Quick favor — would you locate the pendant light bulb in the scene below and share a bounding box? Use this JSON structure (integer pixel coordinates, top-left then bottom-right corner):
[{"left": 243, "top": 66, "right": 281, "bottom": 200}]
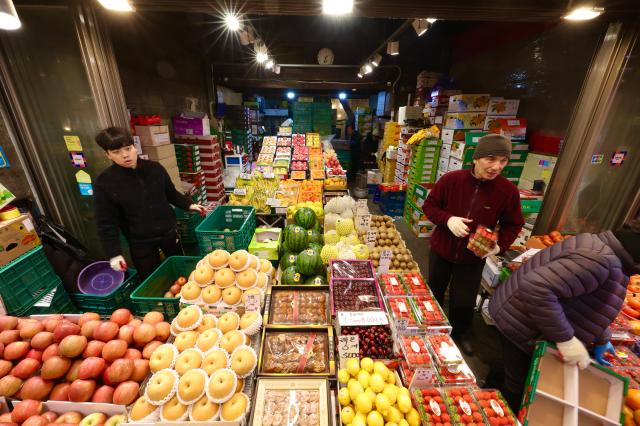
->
[
  {"left": 96, "top": 0, "right": 134, "bottom": 12},
  {"left": 0, "top": 0, "right": 20, "bottom": 30}
]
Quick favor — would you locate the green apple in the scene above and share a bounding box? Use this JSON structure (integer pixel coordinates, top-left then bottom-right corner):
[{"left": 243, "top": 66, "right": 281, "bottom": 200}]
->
[
  {"left": 80, "top": 413, "right": 107, "bottom": 426},
  {"left": 105, "top": 415, "right": 125, "bottom": 426}
]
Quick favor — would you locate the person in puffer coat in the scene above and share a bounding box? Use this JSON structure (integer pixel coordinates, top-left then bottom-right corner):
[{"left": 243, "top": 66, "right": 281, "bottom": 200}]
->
[{"left": 488, "top": 223, "right": 640, "bottom": 412}]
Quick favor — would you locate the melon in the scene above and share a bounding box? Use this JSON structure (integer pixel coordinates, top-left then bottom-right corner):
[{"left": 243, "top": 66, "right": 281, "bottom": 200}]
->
[
  {"left": 285, "top": 225, "right": 309, "bottom": 253},
  {"left": 307, "top": 229, "right": 324, "bottom": 246},
  {"left": 352, "top": 244, "right": 370, "bottom": 260},
  {"left": 294, "top": 207, "right": 317, "bottom": 230},
  {"left": 280, "top": 253, "right": 298, "bottom": 270},
  {"left": 324, "top": 230, "right": 340, "bottom": 245},
  {"left": 282, "top": 266, "right": 303, "bottom": 285},
  {"left": 320, "top": 245, "right": 339, "bottom": 264},
  {"left": 304, "top": 275, "right": 328, "bottom": 286},
  {"left": 296, "top": 248, "right": 323, "bottom": 276},
  {"left": 336, "top": 218, "right": 355, "bottom": 236}
]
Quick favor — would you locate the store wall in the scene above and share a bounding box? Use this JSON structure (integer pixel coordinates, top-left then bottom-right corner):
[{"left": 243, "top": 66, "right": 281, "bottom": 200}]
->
[
  {"left": 103, "top": 12, "right": 210, "bottom": 120},
  {"left": 448, "top": 21, "right": 606, "bottom": 140},
  {"left": 0, "top": 113, "right": 33, "bottom": 202}
]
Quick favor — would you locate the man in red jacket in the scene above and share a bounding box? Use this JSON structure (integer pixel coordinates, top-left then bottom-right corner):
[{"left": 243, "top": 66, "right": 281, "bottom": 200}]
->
[{"left": 423, "top": 134, "right": 524, "bottom": 354}]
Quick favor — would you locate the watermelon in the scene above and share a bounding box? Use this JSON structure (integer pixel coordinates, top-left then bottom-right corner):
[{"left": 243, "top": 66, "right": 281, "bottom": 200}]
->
[
  {"left": 279, "top": 239, "right": 289, "bottom": 257},
  {"left": 294, "top": 207, "right": 317, "bottom": 229},
  {"left": 308, "top": 242, "right": 323, "bottom": 253},
  {"left": 313, "top": 220, "right": 322, "bottom": 233},
  {"left": 283, "top": 224, "right": 298, "bottom": 241},
  {"left": 296, "top": 248, "right": 323, "bottom": 276},
  {"left": 305, "top": 274, "right": 328, "bottom": 285},
  {"left": 307, "top": 229, "right": 324, "bottom": 245},
  {"left": 282, "top": 266, "right": 303, "bottom": 285},
  {"left": 280, "top": 253, "right": 298, "bottom": 270},
  {"left": 285, "top": 225, "right": 309, "bottom": 253}
]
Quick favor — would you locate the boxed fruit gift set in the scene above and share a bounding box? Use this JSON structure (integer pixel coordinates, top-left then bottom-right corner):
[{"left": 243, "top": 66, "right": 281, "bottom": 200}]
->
[
  {"left": 335, "top": 310, "right": 395, "bottom": 362},
  {"left": 329, "top": 260, "right": 383, "bottom": 315},
  {"left": 264, "top": 285, "right": 331, "bottom": 326},
  {"left": 519, "top": 341, "right": 628, "bottom": 426}
]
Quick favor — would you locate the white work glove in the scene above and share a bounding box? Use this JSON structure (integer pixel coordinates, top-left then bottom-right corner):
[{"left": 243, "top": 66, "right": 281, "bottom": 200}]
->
[
  {"left": 109, "top": 255, "right": 127, "bottom": 272},
  {"left": 447, "top": 216, "right": 473, "bottom": 238},
  {"left": 557, "top": 337, "right": 591, "bottom": 369},
  {"left": 189, "top": 204, "right": 207, "bottom": 216},
  {"left": 482, "top": 244, "right": 501, "bottom": 259}
]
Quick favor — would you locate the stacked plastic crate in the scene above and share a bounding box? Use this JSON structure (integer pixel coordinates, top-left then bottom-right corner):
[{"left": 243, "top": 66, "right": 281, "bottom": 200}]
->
[
  {"left": 175, "top": 135, "right": 225, "bottom": 204},
  {"left": 312, "top": 102, "right": 333, "bottom": 135},
  {"left": 293, "top": 102, "right": 313, "bottom": 134}
]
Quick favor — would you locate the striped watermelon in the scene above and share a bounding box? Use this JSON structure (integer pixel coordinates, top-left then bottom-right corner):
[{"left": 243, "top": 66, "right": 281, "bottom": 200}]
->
[
  {"left": 280, "top": 253, "right": 298, "bottom": 270},
  {"left": 285, "top": 225, "right": 309, "bottom": 253},
  {"left": 307, "top": 229, "right": 324, "bottom": 246},
  {"left": 294, "top": 207, "right": 317, "bottom": 229},
  {"left": 282, "top": 266, "right": 303, "bottom": 285},
  {"left": 304, "top": 274, "right": 328, "bottom": 285},
  {"left": 296, "top": 248, "right": 323, "bottom": 276}
]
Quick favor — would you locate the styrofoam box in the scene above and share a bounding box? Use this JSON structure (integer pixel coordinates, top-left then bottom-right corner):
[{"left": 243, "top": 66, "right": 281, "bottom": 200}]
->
[
  {"left": 438, "top": 157, "right": 449, "bottom": 173},
  {"left": 440, "top": 143, "right": 451, "bottom": 160},
  {"left": 448, "top": 157, "right": 463, "bottom": 171}
]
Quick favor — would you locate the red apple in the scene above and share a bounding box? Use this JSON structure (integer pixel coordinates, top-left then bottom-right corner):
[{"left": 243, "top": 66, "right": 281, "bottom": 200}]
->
[
  {"left": 67, "top": 379, "right": 95, "bottom": 402},
  {"left": 11, "top": 358, "right": 40, "bottom": 380},
  {"left": 133, "top": 324, "right": 155, "bottom": 345},
  {"left": 53, "top": 322, "right": 80, "bottom": 343},
  {"left": 78, "top": 357, "right": 106, "bottom": 380},
  {"left": 49, "top": 383, "right": 70, "bottom": 401},
  {"left": 54, "top": 413, "right": 82, "bottom": 424},
  {"left": 143, "top": 311, "right": 164, "bottom": 325},
  {"left": 93, "top": 322, "right": 119, "bottom": 342},
  {"left": 41, "top": 413, "right": 57, "bottom": 424},
  {"left": 102, "top": 340, "right": 127, "bottom": 362},
  {"left": 82, "top": 340, "right": 105, "bottom": 358},
  {"left": 91, "top": 385, "right": 114, "bottom": 403},
  {"left": 110, "top": 309, "right": 132, "bottom": 326},
  {"left": 113, "top": 381, "right": 139, "bottom": 405},
  {"left": 155, "top": 322, "right": 171, "bottom": 342}
]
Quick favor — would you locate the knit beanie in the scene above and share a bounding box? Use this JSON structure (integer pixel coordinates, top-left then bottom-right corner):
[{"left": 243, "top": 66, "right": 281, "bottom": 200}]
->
[{"left": 473, "top": 134, "right": 512, "bottom": 160}]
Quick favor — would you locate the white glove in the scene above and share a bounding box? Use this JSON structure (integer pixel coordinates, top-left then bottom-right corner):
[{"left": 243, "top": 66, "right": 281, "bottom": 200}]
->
[
  {"left": 447, "top": 216, "right": 473, "bottom": 238},
  {"left": 557, "top": 337, "right": 591, "bottom": 369},
  {"left": 482, "top": 244, "right": 501, "bottom": 259},
  {"left": 189, "top": 204, "right": 207, "bottom": 215},
  {"left": 109, "top": 255, "right": 127, "bottom": 272}
]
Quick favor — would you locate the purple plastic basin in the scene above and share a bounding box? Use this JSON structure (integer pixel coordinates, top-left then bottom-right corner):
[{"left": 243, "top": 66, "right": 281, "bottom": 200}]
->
[{"left": 77, "top": 261, "right": 125, "bottom": 295}]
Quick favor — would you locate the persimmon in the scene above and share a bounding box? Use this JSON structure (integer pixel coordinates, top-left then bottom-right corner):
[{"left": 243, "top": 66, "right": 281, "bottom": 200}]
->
[
  {"left": 542, "top": 236, "right": 554, "bottom": 247},
  {"left": 631, "top": 275, "right": 640, "bottom": 286},
  {"left": 549, "top": 230, "right": 563, "bottom": 242},
  {"left": 623, "top": 306, "right": 640, "bottom": 319},
  {"left": 629, "top": 298, "right": 640, "bottom": 311},
  {"left": 627, "top": 389, "right": 640, "bottom": 411}
]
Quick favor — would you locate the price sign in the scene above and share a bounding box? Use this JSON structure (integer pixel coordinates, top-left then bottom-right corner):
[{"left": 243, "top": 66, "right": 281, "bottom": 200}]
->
[
  {"left": 378, "top": 249, "right": 392, "bottom": 273},
  {"left": 366, "top": 230, "right": 377, "bottom": 249},
  {"left": 356, "top": 214, "right": 371, "bottom": 231},
  {"left": 338, "top": 311, "right": 389, "bottom": 327},
  {"left": 239, "top": 173, "right": 252, "bottom": 180},
  {"left": 275, "top": 207, "right": 287, "bottom": 214},
  {"left": 266, "top": 198, "right": 281, "bottom": 207},
  {"left": 233, "top": 188, "right": 247, "bottom": 196},
  {"left": 396, "top": 318, "right": 408, "bottom": 331},
  {"left": 264, "top": 172, "right": 275, "bottom": 179},
  {"left": 411, "top": 368, "right": 437, "bottom": 389},
  {"left": 245, "top": 294, "right": 261, "bottom": 312},
  {"left": 338, "top": 335, "right": 359, "bottom": 368},
  {"left": 356, "top": 199, "right": 368, "bottom": 214}
]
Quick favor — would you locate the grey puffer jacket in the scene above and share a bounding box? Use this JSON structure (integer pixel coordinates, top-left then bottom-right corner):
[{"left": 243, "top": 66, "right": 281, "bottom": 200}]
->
[{"left": 489, "top": 231, "right": 636, "bottom": 354}]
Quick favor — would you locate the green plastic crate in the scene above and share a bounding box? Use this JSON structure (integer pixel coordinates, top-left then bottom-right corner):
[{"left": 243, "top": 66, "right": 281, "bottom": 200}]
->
[
  {"left": 130, "top": 256, "right": 199, "bottom": 320},
  {"left": 175, "top": 209, "right": 205, "bottom": 244},
  {"left": 195, "top": 206, "right": 256, "bottom": 255},
  {"left": 0, "top": 246, "right": 61, "bottom": 315},
  {"left": 70, "top": 269, "right": 139, "bottom": 316},
  {"left": 24, "top": 282, "right": 76, "bottom": 316}
]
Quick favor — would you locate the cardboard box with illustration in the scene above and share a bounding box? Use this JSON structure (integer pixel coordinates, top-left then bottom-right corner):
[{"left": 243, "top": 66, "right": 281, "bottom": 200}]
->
[{"left": 0, "top": 214, "right": 40, "bottom": 267}]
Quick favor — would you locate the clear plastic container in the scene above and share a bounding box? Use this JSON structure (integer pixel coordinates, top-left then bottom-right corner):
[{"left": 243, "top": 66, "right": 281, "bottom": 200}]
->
[
  {"left": 399, "top": 335, "right": 432, "bottom": 368},
  {"left": 378, "top": 273, "right": 407, "bottom": 296}
]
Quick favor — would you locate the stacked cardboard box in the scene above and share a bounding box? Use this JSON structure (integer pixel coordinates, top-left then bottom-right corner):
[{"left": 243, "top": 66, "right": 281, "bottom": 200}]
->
[
  {"left": 175, "top": 144, "right": 206, "bottom": 204},
  {"left": 379, "top": 122, "right": 400, "bottom": 170},
  {"left": 175, "top": 135, "right": 225, "bottom": 202},
  {"left": 136, "top": 125, "right": 181, "bottom": 189},
  {"left": 394, "top": 126, "right": 420, "bottom": 184}
]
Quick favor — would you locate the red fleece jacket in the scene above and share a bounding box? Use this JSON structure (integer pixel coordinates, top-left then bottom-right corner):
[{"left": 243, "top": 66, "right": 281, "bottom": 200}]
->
[{"left": 422, "top": 169, "right": 524, "bottom": 264}]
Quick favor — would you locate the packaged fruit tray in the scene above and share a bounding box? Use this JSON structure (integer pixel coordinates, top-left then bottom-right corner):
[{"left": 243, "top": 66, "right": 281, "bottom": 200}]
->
[
  {"left": 611, "top": 367, "right": 640, "bottom": 389},
  {"left": 293, "top": 146, "right": 308, "bottom": 154},
  {"left": 258, "top": 327, "right": 335, "bottom": 376},
  {"left": 310, "top": 170, "right": 325, "bottom": 180},
  {"left": 330, "top": 260, "right": 375, "bottom": 280},
  {"left": 436, "top": 362, "right": 476, "bottom": 386},
  {"left": 276, "top": 137, "right": 292, "bottom": 147},
  {"left": 444, "top": 387, "right": 485, "bottom": 425},
  {"left": 426, "top": 334, "right": 464, "bottom": 367},
  {"left": 290, "top": 170, "right": 307, "bottom": 180},
  {"left": 467, "top": 224, "right": 498, "bottom": 258},
  {"left": 267, "top": 286, "right": 330, "bottom": 326},
  {"left": 401, "top": 272, "right": 430, "bottom": 295},
  {"left": 473, "top": 389, "right": 518, "bottom": 425},
  {"left": 414, "top": 388, "right": 455, "bottom": 425},
  {"left": 386, "top": 296, "right": 419, "bottom": 329},
  {"left": 339, "top": 324, "right": 394, "bottom": 359},
  {"left": 399, "top": 335, "right": 432, "bottom": 368},
  {"left": 329, "top": 279, "right": 383, "bottom": 314},
  {"left": 290, "top": 161, "right": 308, "bottom": 171},
  {"left": 378, "top": 273, "right": 408, "bottom": 296},
  {"left": 606, "top": 345, "right": 640, "bottom": 367},
  {"left": 412, "top": 295, "right": 451, "bottom": 332}
]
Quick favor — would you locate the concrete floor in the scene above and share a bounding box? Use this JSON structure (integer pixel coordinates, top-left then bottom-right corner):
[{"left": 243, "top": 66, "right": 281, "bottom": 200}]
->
[{"left": 368, "top": 198, "right": 502, "bottom": 383}]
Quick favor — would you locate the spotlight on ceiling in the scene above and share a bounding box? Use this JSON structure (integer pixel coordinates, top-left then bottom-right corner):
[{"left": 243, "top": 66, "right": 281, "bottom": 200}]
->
[
  {"left": 363, "top": 63, "right": 373, "bottom": 74},
  {"left": 97, "top": 0, "right": 133, "bottom": 12},
  {"left": 0, "top": 0, "right": 21, "bottom": 30},
  {"left": 287, "top": 91, "right": 295, "bottom": 100},
  {"left": 371, "top": 53, "right": 383, "bottom": 67},
  {"left": 412, "top": 18, "right": 429, "bottom": 36},
  {"left": 563, "top": 5, "right": 604, "bottom": 20},
  {"left": 224, "top": 13, "right": 241, "bottom": 31},
  {"left": 387, "top": 41, "right": 399, "bottom": 55},
  {"left": 426, "top": 18, "right": 437, "bottom": 23},
  {"left": 265, "top": 59, "right": 274, "bottom": 69},
  {"left": 256, "top": 52, "right": 269, "bottom": 63},
  {"left": 338, "top": 92, "right": 347, "bottom": 100},
  {"left": 322, "top": 0, "right": 353, "bottom": 15},
  {"left": 357, "top": 71, "right": 363, "bottom": 79}
]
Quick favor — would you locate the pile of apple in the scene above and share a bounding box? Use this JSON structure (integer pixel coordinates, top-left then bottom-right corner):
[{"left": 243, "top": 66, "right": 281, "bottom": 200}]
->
[
  {"left": 337, "top": 357, "right": 420, "bottom": 426},
  {"left": 1, "top": 399, "right": 125, "bottom": 426},
  {"left": 0, "top": 309, "right": 171, "bottom": 405},
  {"left": 162, "top": 277, "right": 186, "bottom": 299}
]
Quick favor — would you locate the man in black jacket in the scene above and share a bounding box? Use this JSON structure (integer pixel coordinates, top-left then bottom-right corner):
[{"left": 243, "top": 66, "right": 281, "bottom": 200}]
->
[{"left": 94, "top": 127, "right": 205, "bottom": 279}]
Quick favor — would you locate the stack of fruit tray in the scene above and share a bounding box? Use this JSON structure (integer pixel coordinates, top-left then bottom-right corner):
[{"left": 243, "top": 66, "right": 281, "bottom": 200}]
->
[
  {"left": 399, "top": 335, "right": 432, "bottom": 369},
  {"left": 378, "top": 274, "right": 409, "bottom": 296},
  {"left": 385, "top": 296, "right": 420, "bottom": 333},
  {"left": 413, "top": 388, "right": 456, "bottom": 425},
  {"left": 329, "top": 260, "right": 382, "bottom": 315},
  {"left": 292, "top": 133, "right": 306, "bottom": 146},
  {"left": 276, "top": 137, "right": 292, "bottom": 147},
  {"left": 426, "top": 335, "right": 476, "bottom": 386},
  {"left": 445, "top": 387, "right": 518, "bottom": 425}
]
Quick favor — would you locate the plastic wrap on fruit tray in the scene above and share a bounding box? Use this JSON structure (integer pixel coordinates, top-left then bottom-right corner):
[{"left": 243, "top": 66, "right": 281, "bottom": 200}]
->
[
  {"left": 262, "top": 389, "right": 321, "bottom": 425},
  {"left": 401, "top": 272, "right": 430, "bottom": 295},
  {"left": 378, "top": 273, "right": 407, "bottom": 296},
  {"left": 330, "top": 260, "right": 375, "bottom": 280},
  {"left": 411, "top": 295, "right": 451, "bottom": 332},
  {"left": 276, "top": 137, "right": 292, "bottom": 146},
  {"left": 413, "top": 388, "right": 454, "bottom": 425},
  {"left": 340, "top": 324, "right": 394, "bottom": 359},
  {"left": 261, "top": 331, "right": 329, "bottom": 374},
  {"left": 467, "top": 224, "right": 498, "bottom": 258},
  {"left": 605, "top": 345, "right": 640, "bottom": 367},
  {"left": 399, "top": 360, "right": 414, "bottom": 387},
  {"left": 444, "top": 387, "right": 485, "bottom": 424},
  {"left": 437, "top": 362, "right": 476, "bottom": 386},
  {"left": 611, "top": 367, "right": 640, "bottom": 389},
  {"left": 331, "top": 279, "right": 381, "bottom": 312},
  {"left": 386, "top": 296, "right": 419, "bottom": 329},
  {"left": 472, "top": 389, "right": 518, "bottom": 425},
  {"left": 269, "top": 290, "right": 329, "bottom": 325},
  {"left": 426, "top": 334, "right": 464, "bottom": 367},
  {"left": 399, "top": 335, "right": 432, "bottom": 368}
]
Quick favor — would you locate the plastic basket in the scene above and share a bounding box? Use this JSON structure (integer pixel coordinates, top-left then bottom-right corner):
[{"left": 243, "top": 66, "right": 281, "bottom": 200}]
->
[
  {"left": 24, "top": 281, "right": 76, "bottom": 316},
  {"left": 130, "top": 256, "right": 199, "bottom": 320},
  {"left": 195, "top": 206, "right": 256, "bottom": 255},
  {"left": 70, "top": 269, "right": 139, "bottom": 316},
  {"left": 0, "top": 246, "right": 61, "bottom": 315},
  {"left": 175, "top": 208, "right": 204, "bottom": 244}
]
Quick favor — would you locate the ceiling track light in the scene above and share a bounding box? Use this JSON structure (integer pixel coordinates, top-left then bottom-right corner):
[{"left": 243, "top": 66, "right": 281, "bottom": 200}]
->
[
  {"left": 426, "top": 18, "right": 437, "bottom": 23},
  {"left": 364, "top": 63, "right": 373, "bottom": 74},
  {"left": 412, "top": 18, "right": 429, "bottom": 36},
  {"left": 322, "top": 0, "right": 353, "bottom": 15},
  {"left": 563, "top": 5, "right": 604, "bottom": 20},
  {"left": 0, "top": 0, "right": 20, "bottom": 30},
  {"left": 371, "top": 53, "right": 382, "bottom": 67},
  {"left": 97, "top": 0, "right": 134, "bottom": 12},
  {"left": 224, "top": 13, "right": 240, "bottom": 31},
  {"left": 265, "top": 59, "right": 274, "bottom": 69},
  {"left": 387, "top": 41, "right": 399, "bottom": 55},
  {"left": 357, "top": 72, "right": 363, "bottom": 78}
]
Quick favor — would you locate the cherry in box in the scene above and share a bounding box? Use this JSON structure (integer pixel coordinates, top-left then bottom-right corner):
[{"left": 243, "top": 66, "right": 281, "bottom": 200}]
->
[
  {"left": 331, "top": 279, "right": 382, "bottom": 313},
  {"left": 340, "top": 325, "right": 394, "bottom": 360},
  {"left": 330, "top": 260, "right": 376, "bottom": 280},
  {"left": 473, "top": 389, "right": 518, "bottom": 425}
]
